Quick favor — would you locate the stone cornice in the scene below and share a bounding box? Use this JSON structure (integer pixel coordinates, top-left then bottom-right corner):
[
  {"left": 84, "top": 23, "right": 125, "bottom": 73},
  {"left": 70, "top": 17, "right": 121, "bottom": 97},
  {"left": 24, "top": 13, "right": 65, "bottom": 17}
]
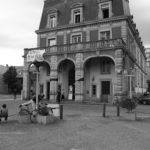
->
[
  {"left": 35, "top": 16, "right": 128, "bottom": 34},
  {"left": 127, "top": 16, "right": 146, "bottom": 58}
]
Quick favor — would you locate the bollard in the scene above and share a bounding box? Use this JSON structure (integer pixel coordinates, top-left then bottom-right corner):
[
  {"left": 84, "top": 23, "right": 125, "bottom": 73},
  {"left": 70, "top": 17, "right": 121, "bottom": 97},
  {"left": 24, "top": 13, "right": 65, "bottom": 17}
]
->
[
  {"left": 60, "top": 104, "right": 63, "bottom": 120},
  {"left": 102, "top": 103, "right": 106, "bottom": 117},
  {"left": 117, "top": 104, "right": 120, "bottom": 117}
]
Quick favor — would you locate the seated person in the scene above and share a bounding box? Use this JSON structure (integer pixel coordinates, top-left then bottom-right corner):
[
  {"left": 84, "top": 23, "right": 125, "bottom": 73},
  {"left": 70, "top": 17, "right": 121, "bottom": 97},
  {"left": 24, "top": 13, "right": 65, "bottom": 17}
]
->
[
  {"left": 19, "top": 96, "right": 36, "bottom": 113},
  {"left": 0, "top": 104, "right": 8, "bottom": 123}
]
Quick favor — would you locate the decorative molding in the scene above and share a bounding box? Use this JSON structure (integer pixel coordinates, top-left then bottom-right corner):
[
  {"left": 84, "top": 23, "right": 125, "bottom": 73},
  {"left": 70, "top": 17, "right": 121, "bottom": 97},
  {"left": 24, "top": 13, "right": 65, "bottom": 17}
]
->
[
  {"left": 71, "top": 3, "right": 84, "bottom": 9},
  {"left": 47, "top": 8, "right": 58, "bottom": 14},
  {"left": 97, "top": 0, "right": 111, "bottom": 3}
]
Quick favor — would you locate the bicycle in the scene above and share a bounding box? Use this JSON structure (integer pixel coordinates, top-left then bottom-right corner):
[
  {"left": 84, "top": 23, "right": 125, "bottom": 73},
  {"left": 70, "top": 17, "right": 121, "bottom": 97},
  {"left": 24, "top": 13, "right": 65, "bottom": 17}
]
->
[{"left": 18, "top": 104, "right": 55, "bottom": 123}]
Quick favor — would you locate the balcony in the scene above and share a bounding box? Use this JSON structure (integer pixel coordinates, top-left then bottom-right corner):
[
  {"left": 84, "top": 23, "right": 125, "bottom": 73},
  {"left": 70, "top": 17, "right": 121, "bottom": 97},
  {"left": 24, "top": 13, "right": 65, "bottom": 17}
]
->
[
  {"left": 25, "top": 38, "right": 126, "bottom": 55},
  {"left": 46, "top": 38, "right": 126, "bottom": 55}
]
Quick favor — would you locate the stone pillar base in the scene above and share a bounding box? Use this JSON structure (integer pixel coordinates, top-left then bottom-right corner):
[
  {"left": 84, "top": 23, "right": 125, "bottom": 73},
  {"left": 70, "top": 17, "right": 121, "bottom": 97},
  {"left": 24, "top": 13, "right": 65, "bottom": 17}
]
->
[
  {"left": 75, "top": 94, "right": 83, "bottom": 102},
  {"left": 50, "top": 94, "right": 57, "bottom": 102}
]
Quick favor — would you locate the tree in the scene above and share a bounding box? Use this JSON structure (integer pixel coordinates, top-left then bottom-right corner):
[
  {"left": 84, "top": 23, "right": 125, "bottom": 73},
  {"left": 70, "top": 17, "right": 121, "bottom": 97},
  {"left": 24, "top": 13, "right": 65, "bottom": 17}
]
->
[{"left": 3, "top": 66, "right": 17, "bottom": 94}]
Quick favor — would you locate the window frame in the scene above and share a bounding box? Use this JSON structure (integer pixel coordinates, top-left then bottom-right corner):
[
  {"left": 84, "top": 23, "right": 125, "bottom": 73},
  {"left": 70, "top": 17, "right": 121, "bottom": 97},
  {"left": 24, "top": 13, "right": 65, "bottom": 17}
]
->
[
  {"left": 99, "top": 29, "right": 112, "bottom": 40},
  {"left": 92, "top": 84, "right": 97, "bottom": 97},
  {"left": 71, "top": 33, "right": 82, "bottom": 44},
  {"left": 47, "top": 38, "right": 56, "bottom": 47},
  {"left": 74, "top": 9, "right": 81, "bottom": 23},
  {"left": 70, "top": 3, "right": 83, "bottom": 24},
  {"left": 98, "top": 1, "right": 112, "bottom": 19},
  {"left": 101, "top": 60, "right": 112, "bottom": 74},
  {"left": 47, "top": 13, "right": 57, "bottom": 28}
]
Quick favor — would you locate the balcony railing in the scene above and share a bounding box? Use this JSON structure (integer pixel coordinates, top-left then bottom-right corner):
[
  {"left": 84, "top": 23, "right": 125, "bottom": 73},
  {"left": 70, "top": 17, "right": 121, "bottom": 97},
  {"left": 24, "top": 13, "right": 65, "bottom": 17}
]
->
[
  {"left": 45, "top": 38, "right": 126, "bottom": 54},
  {"left": 25, "top": 38, "right": 126, "bottom": 55}
]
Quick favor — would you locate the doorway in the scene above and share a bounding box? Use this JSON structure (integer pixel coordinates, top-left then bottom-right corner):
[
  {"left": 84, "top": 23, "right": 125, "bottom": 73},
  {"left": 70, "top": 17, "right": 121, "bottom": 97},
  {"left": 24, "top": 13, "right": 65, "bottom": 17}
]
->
[
  {"left": 101, "top": 81, "right": 111, "bottom": 102},
  {"left": 46, "top": 82, "right": 50, "bottom": 100}
]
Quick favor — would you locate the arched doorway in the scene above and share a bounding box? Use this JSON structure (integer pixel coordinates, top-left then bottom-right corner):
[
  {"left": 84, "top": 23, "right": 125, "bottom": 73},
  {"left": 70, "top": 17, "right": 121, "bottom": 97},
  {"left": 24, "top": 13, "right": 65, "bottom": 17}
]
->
[
  {"left": 28, "top": 61, "right": 51, "bottom": 100},
  {"left": 84, "top": 56, "right": 115, "bottom": 103},
  {"left": 58, "top": 59, "right": 75, "bottom": 101}
]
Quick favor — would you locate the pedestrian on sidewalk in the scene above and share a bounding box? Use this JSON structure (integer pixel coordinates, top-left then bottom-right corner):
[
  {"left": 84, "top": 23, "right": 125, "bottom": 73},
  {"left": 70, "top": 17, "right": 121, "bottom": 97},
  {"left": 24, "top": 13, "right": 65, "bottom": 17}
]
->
[{"left": 0, "top": 104, "right": 8, "bottom": 123}]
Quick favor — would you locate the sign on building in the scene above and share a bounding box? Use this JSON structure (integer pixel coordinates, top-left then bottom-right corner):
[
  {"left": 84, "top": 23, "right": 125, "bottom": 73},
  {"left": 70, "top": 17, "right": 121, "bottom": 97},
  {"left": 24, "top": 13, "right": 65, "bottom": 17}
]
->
[{"left": 27, "top": 49, "right": 45, "bottom": 62}]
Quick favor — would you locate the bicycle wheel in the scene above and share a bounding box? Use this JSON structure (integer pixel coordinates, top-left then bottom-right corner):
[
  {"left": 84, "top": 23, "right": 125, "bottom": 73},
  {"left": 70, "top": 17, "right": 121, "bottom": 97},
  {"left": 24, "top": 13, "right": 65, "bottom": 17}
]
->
[
  {"left": 18, "top": 108, "right": 31, "bottom": 123},
  {"left": 18, "top": 108, "right": 30, "bottom": 116},
  {"left": 30, "top": 110, "right": 37, "bottom": 123}
]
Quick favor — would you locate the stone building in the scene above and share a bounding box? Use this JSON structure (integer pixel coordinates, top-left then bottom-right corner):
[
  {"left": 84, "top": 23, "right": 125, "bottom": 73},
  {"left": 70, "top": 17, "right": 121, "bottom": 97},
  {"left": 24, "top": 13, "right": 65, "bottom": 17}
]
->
[
  {"left": 145, "top": 48, "right": 150, "bottom": 92},
  {"left": 23, "top": 0, "right": 146, "bottom": 102}
]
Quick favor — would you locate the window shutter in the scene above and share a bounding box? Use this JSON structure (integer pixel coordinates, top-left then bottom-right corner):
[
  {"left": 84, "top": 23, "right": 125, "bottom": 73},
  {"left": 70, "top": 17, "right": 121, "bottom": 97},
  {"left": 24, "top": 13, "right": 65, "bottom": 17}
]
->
[
  {"left": 82, "top": 32, "right": 86, "bottom": 42},
  {"left": 90, "top": 30, "right": 98, "bottom": 41},
  {"left": 66, "top": 34, "right": 70, "bottom": 44},
  {"left": 112, "top": 27, "right": 121, "bottom": 39},
  {"left": 40, "top": 38, "right": 46, "bottom": 47},
  {"left": 57, "top": 35, "right": 64, "bottom": 45}
]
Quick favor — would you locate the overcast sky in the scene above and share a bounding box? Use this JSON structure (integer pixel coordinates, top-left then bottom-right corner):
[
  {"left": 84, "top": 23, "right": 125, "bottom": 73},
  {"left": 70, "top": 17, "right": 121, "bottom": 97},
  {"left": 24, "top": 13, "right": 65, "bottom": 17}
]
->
[{"left": 0, "top": 0, "right": 150, "bottom": 66}]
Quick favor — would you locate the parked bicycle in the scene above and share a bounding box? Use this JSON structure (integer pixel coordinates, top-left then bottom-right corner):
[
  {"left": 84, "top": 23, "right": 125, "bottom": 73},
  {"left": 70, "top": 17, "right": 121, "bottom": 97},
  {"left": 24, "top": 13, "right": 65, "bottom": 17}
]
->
[{"left": 18, "top": 103, "right": 55, "bottom": 123}]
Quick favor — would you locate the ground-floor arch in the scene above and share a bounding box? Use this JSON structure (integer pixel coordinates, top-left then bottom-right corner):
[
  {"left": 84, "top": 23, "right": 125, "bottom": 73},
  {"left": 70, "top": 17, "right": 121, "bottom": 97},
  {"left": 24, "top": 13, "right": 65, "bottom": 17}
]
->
[
  {"left": 83, "top": 56, "right": 116, "bottom": 103},
  {"left": 28, "top": 61, "right": 51, "bottom": 99},
  {"left": 58, "top": 59, "right": 75, "bottom": 101}
]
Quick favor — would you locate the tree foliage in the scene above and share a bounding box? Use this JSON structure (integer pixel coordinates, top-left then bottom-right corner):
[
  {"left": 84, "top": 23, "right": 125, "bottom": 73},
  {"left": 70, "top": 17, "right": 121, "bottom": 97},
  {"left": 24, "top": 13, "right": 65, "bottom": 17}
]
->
[{"left": 3, "top": 66, "right": 17, "bottom": 93}]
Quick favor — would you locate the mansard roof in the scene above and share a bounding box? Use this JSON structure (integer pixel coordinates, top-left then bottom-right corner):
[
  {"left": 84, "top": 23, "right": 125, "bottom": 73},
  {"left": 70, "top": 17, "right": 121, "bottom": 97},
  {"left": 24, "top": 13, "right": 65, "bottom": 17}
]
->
[{"left": 39, "top": 0, "right": 124, "bottom": 30}]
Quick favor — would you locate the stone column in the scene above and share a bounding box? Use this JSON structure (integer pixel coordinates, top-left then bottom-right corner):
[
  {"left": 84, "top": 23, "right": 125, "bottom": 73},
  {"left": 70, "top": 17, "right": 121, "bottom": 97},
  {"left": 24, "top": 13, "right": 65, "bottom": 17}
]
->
[
  {"left": 50, "top": 70, "right": 58, "bottom": 102},
  {"left": 75, "top": 68, "right": 84, "bottom": 101},
  {"left": 115, "top": 49, "right": 124, "bottom": 100},
  {"left": 50, "top": 56, "right": 58, "bottom": 102},
  {"left": 75, "top": 53, "right": 84, "bottom": 102},
  {"left": 23, "top": 68, "right": 30, "bottom": 100}
]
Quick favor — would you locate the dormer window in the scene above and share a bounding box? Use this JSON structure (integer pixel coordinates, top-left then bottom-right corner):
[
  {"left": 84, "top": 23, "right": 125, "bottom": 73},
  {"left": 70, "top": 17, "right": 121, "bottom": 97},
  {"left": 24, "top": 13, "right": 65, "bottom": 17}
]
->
[
  {"left": 98, "top": 0, "right": 112, "bottom": 19},
  {"left": 47, "top": 9, "right": 58, "bottom": 28},
  {"left": 49, "top": 15, "right": 56, "bottom": 28},
  {"left": 74, "top": 9, "right": 81, "bottom": 23},
  {"left": 101, "top": 4, "right": 109, "bottom": 18},
  {"left": 70, "top": 3, "right": 83, "bottom": 24}
]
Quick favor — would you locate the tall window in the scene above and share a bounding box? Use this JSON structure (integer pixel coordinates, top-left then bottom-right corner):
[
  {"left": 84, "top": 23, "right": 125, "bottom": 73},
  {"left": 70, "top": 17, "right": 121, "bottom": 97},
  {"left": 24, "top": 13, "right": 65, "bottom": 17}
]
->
[
  {"left": 50, "top": 15, "right": 56, "bottom": 28},
  {"left": 72, "top": 34, "right": 82, "bottom": 43},
  {"left": 98, "top": 1, "right": 112, "bottom": 19},
  {"left": 70, "top": 3, "right": 83, "bottom": 24},
  {"left": 100, "top": 31, "right": 110, "bottom": 40},
  {"left": 47, "top": 14, "right": 57, "bottom": 28},
  {"left": 74, "top": 9, "right": 81, "bottom": 23},
  {"left": 101, "top": 60, "right": 111, "bottom": 74},
  {"left": 101, "top": 4, "right": 109, "bottom": 19},
  {"left": 92, "top": 85, "right": 97, "bottom": 96},
  {"left": 48, "top": 38, "right": 56, "bottom": 46}
]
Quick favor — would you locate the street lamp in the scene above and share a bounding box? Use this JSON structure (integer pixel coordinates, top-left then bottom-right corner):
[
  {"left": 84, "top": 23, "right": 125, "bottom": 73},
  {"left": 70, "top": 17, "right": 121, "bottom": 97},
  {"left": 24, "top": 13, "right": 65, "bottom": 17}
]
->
[{"left": 123, "top": 69, "right": 135, "bottom": 99}]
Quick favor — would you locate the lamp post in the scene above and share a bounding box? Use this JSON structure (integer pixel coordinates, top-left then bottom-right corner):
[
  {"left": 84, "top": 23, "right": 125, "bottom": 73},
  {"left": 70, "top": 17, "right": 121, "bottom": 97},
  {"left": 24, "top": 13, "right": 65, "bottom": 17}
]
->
[
  {"left": 35, "top": 66, "right": 40, "bottom": 109},
  {"left": 123, "top": 69, "right": 135, "bottom": 99},
  {"left": 125, "top": 74, "right": 134, "bottom": 98}
]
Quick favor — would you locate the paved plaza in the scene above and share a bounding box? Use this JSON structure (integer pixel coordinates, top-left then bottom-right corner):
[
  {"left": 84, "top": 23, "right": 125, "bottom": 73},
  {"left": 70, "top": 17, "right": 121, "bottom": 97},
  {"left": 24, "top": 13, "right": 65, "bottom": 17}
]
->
[{"left": 0, "top": 98, "right": 150, "bottom": 150}]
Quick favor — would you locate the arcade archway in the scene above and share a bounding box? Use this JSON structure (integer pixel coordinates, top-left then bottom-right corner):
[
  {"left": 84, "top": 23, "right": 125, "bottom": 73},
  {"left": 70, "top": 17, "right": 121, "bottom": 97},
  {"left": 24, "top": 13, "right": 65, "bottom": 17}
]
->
[
  {"left": 83, "top": 56, "right": 115, "bottom": 102},
  {"left": 28, "top": 61, "right": 51, "bottom": 99},
  {"left": 57, "top": 59, "right": 75, "bottom": 100}
]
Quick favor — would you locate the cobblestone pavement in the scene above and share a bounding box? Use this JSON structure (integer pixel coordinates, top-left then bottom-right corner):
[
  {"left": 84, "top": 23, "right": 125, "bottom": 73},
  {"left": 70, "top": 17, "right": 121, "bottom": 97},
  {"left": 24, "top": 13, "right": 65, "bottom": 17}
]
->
[{"left": 0, "top": 100, "right": 150, "bottom": 150}]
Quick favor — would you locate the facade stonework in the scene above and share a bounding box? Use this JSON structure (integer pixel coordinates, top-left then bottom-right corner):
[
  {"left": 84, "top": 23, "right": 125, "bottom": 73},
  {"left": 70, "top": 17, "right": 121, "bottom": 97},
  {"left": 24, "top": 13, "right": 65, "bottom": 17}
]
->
[{"left": 23, "top": 0, "right": 146, "bottom": 103}]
